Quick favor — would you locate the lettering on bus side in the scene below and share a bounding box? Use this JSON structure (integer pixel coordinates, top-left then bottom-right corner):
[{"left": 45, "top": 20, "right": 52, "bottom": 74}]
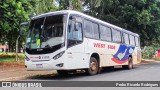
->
[
  {"left": 108, "top": 45, "right": 115, "bottom": 49},
  {"left": 94, "top": 43, "right": 106, "bottom": 48}
]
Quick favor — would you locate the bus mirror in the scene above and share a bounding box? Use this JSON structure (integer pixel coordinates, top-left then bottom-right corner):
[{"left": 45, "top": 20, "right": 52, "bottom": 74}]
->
[
  {"left": 20, "top": 22, "right": 28, "bottom": 35},
  {"left": 20, "top": 22, "right": 29, "bottom": 26}
]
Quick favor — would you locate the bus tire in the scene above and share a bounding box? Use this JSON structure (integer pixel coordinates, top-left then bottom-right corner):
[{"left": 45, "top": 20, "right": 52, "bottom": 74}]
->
[
  {"left": 86, "top": 57, "right": 99, "bottom": 75},
  {"left": 123, "top": 57, "right": 133, "bottom": 69},
  {"left": 57, "top": 70, "right": 68, "bottom": 75}
]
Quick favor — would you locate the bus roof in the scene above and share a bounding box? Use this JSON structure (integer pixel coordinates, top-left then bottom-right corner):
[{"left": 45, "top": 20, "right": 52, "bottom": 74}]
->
[{"left": 32, "top": 10, "right": 139, "bottom": 37}]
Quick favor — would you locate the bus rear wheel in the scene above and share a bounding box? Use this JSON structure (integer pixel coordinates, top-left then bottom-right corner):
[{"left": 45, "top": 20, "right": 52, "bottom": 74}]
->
[
  {"left": 86, "top": 57, "right": 99, "bottom": 75},
  {"left": 123, "top": 57, "right": 133, "bottom": 69}
]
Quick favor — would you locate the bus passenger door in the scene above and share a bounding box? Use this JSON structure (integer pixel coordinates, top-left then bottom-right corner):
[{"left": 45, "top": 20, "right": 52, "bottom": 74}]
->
[{"left": 66, "top": 16, "right": 86, "bottom": 69}]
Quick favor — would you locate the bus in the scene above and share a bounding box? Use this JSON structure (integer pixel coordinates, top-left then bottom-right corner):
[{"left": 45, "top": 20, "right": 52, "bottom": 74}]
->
[{"left": 24, "top": 10, "right": 141, "bottom": 75}]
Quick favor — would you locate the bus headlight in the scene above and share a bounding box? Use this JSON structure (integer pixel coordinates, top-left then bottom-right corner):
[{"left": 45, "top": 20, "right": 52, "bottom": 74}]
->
[
  {"left": 25, "top": 55, "right": 30, "bottom": 61},
  {"left": 53, "top": 51, "right": 65, "bottom": 60}
]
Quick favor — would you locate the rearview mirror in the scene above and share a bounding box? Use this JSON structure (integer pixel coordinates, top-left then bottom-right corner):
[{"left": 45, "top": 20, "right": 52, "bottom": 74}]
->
[
  {"left": 20, "top": 22, "right": 29, "bottom": 26},
  {"left": 20, "top": 22, "right": 29, "bottom": 35}
]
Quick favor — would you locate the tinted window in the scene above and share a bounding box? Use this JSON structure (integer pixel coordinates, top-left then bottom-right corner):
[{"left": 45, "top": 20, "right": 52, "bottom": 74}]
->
[
  {"left": 100, "top": 25, "right": 112, "bottom": 41},
  {"left": 123, "top": 33, "right": 130, "bottom": 44},
  {"left": 129, "top": 35, "right": 135, "bottom": 46},
  {"left": 135, "top": 36, "right": 139, "bottom": 46},
  {"left": 112, "top": 29, "right": 121, "bottom": 43},
  {"left": 92, "top": 23, "right": 99, "bottom": 39},
  {"left": 84, "top": 20, "right": 92, "bottom": 38}
]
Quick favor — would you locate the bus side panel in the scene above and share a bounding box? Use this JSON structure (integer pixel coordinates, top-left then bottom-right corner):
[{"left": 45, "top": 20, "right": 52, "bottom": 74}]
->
[
  {"left": 84, "top": 38, "right": 140, "bottom": 67},
  {"left": 84, "top": 38, "right": 127, "bottom": 67},
  {"left": 65, "top": 42, "right": 89, "bottom": 69}
]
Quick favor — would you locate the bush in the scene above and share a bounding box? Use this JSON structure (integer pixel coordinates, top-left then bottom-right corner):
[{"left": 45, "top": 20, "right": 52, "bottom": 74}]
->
[
  {"left": 142, "top": 46, "right": 155, "bottom": 59},
  {"left": 152, "top": 58, "right": 160, "bottom": 61},
  {"left": 18, "top": 54, "right": 25, "bottom": 59},
  {"left": 0, "top": 53, "right": 25, "bottom": 59},
  {"left": 0, "top": 54, "right": 16, "bottom": 58}
]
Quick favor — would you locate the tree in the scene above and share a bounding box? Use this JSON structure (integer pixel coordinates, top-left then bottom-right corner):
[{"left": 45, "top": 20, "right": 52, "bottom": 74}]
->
[
  {"left": 58, "top": 0, "right": 83, "bottom": 11},
  {"left": 33, "top": 0, "right": 58, "bottom": 15},
  {"left": 0, "top": 0, "right": 36, "bottom": 52},
  {"left": 83, "top": 0, "right": 160, "bottom": 46}
]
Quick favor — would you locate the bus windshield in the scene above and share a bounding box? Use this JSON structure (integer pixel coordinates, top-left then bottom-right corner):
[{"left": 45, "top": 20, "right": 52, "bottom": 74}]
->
[{"left": 26, "top": 14, "right": 67, "bottom": 49}]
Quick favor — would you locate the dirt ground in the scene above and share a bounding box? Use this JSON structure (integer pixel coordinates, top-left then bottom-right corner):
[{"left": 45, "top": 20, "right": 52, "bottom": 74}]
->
[
  {"left": 0, "top": 62, "right": 55, "bottom": 81},
  {"left": 0, "top": 62, "right": 24, "bottom": 71}
]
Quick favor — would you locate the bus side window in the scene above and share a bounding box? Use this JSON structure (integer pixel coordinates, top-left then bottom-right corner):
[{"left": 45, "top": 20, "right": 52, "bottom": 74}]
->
[
  {"left": 112, "top": 29, "right": 121, "bottom": 43},
  {"left": 123, "top": 33, "right": 130, "bottom": 45},
  {"left": 135, "top": 36, "right": 139, "bottom": 46},
  {"left": 100, "top": 25, "right": 112, "bottom": 41},
  {"left": 121, "top": 33, "right": 125, "bottom": 44},
  {"left": 92, "top": 23, "right": 99, "bottom": 39},
  {"left": 67, "top": 16, "right": 83, "bottom": 48},
  {"left": 84, "top": 20, "right": 92, "bottom": 38},
  {"left": 129, "top": 35, "right": 135, "bottom": 46},
  {"left": 75, "top": 22, "right": 83, "bottom": 41}
]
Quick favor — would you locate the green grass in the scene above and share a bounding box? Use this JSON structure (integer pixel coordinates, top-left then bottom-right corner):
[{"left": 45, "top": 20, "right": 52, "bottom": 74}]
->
[
  {"left": 0, "top": 57, "right": 15, "bottom": 62},
  {"left": 0, "top": 52, "right": 15, "bottom": 55},
  {"left": 151, "top": 58, "right": 160, "bottom": 61},
  {"left": 18, "top": 54, "right": 25, "bottom": 58},
  {"left": 0, "top": 52, "right": 25, "bottom": 63}
]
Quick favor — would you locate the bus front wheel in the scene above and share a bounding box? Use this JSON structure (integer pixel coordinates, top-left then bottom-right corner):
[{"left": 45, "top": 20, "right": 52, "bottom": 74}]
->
[{"left": 86, "top": 57, "right": 99, "bottom": 75}]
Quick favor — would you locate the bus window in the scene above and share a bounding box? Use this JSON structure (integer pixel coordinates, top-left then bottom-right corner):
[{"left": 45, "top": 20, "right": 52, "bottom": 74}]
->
[
  {"left": 112, "top": 29, "right": 121, "bottom": 43},
  {"left": 135, "top": 36, "right": 139, "bottom": 46},
  {"left": 100, "top": 25, "right": 112, "bottom": 41},
  {"left": 123, "top": 33, "right": 130, "bottom": 45},
  {"left": 74, "top": 22, "right": 83, "bottom": 41},
  {"left": 92, "top": 23, "right": 99, "bottom": 39},
  {"left": 67, "top": 17, "right": 83, "bottom": 47},
  {"left": 129, "top": 35, "right": 135, "bottom": 46},
  {"left": 84, "top": 20, "right": 92, "bottom": 38}
]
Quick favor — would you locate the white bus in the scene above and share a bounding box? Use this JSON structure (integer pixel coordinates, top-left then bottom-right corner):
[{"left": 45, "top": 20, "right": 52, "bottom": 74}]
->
[{"left": 24, "top": 10, "right": 141, "bottom": 75}]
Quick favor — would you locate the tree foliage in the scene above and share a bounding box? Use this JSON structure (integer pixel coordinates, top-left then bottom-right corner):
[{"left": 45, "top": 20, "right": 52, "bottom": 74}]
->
[
  {"left": 83, "top": 0, "right": 160, "bottom": 46},
  {"left": 0, "top": 0, "right": 36, "bottom": 51},
  {"left": 33, "top": 0, "right": 58, "bottom": 15},
  {"left": 1, "top": 0, "right": 160, "bottom": 52},
  {"left": 57, "top": 0, "right": 82, "bottom": 11}
]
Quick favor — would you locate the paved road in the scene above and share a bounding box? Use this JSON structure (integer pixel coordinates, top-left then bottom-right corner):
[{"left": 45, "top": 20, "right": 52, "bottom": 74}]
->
[
  {"left": 25, "top": 63, "right": 160, "bottom": 81},
  {"left": 2, "top": 63, "right": 160, "bottom": 90}
]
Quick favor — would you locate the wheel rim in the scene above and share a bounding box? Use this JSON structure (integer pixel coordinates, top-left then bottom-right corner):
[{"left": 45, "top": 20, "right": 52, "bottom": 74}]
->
[{"left": 90, "top": 61, "right": 97, "bottom": 71}]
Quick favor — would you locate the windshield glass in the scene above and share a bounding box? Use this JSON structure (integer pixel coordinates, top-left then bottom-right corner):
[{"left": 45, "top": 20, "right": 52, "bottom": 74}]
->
[{"left": 26, "top": 14, "right": 67, "bottom": 49}]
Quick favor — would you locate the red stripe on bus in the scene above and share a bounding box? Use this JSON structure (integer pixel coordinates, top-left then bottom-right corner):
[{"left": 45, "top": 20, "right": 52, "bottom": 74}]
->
[{"left": 111, "top": 58, "right": 128, "bottom": 64}]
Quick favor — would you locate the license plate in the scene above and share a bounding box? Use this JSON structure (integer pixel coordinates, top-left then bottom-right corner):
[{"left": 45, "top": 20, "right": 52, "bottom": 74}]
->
[{"left": 36, "top": 64, "right": 43, "bottom": 68}]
